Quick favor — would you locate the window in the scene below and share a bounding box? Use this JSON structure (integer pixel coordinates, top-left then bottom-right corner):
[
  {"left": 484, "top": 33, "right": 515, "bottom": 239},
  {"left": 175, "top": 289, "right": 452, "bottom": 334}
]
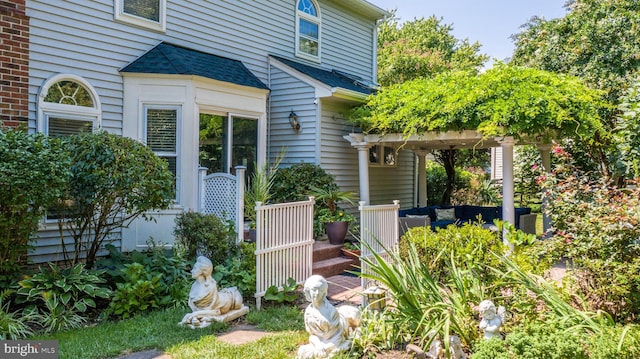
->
[
  {"left": 199, "top": 113, "right": 258, "bottom": 178},
  {"left": 115, "top": 0, "right": 166, "bottom": 32},
  {"left": 145, "top": 106, "right": 180, "bottom": 202},
  {"left": 296, "top": 0, "right": 320, "bottom": 61},
  {"left": 369, "top": 145, "right": 396, "bottom": 167},
  {"left": 38, "top": 75, "right": 101, "bottom": 222}
]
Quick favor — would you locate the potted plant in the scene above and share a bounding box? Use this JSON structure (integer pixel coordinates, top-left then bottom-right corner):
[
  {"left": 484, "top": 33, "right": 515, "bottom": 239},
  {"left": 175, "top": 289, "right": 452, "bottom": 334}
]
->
[
  {"left": 310, "top": 186, "right": 356, "bottom": 244},
  {"left": 341, "top": 240, "right": 361, "bottom": 258}
]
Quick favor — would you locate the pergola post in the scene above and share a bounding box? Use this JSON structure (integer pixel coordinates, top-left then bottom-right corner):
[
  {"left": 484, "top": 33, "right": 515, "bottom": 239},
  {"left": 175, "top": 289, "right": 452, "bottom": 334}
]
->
[
  {"left": 537, "top": 144, "right": 552, "bottom": 234},
  {"left": 345, "top": 134, "right": 372, "bottom": 205},
  {"left": 498, "top": 136, "right": 515, "bottom": 250},
  {"left": 414, "top": 150, "right": 429, "bottom": 207}
]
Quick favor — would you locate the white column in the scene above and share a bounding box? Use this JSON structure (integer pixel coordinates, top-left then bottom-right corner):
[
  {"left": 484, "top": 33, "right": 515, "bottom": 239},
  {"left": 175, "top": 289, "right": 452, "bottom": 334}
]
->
[
  {"left": 198, "top": 166, "right": 207, "bottom": 212},
  {"left": 414, "top": 150, "right": 429, "bottom": 207},
  {"left": 537, "top": 144, "right": 552, "bottom": 234},
  {"left": 499, "top": 137, "right": 515, "bottom": 250},
  {"left": 355, "top": 143, "right": 372, "bottom": 205}
]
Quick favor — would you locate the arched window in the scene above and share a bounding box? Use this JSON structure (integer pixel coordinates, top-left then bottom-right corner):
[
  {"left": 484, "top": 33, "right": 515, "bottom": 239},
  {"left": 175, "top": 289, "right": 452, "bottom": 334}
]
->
[
  {"left": 38, "top": 74, "right": 101, "bottom": 136},
  {"left": 296, "top": 0, "right": 321, "bottom": 61}
]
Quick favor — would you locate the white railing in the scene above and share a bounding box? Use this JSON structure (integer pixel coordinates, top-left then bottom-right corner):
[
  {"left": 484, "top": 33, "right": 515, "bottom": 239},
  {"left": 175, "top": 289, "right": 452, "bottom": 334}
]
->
[
  {"left": 254, "top": 197, "right": 315, "bottom": 309},
  {"left": 359, "top": 200, "right": 400, "bottom": 293},
  {"left": 198, "top": 166, "right": 245, "bottom": 243}
]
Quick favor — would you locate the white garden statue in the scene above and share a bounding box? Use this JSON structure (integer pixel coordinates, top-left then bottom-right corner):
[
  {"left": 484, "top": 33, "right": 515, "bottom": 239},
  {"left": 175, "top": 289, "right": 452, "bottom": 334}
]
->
[
  {"left": 297, "top": 275, "right": 361, "bottom": 359},
  {"left": 478, "top": 300, "right": 505, "bottom": 339},
  {"left": 179, "top": 256, "right": 249, "bottom": 328}
]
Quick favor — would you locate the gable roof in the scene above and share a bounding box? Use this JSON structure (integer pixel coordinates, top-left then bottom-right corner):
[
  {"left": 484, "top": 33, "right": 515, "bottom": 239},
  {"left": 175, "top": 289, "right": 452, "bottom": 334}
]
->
[
  {"left": 120, "top": 42, "right": 269, "bottom": 90},
  {"left": 270, "top": 55, "right": 377, "bottom": 96}
]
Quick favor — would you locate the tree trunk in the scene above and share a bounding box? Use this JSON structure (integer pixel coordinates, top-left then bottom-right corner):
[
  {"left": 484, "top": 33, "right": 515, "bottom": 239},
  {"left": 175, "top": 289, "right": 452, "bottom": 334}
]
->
[{"left": 438, "top": 149, "right": 457, "bottom": 205}]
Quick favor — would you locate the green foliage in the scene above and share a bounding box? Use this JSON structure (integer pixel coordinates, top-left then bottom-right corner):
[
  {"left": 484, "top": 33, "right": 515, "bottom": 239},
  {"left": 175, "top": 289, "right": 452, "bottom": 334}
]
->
[
  {"left": 108, "top": 263, "right": 165, "bottom": 319},
  {"left": 263, "top": 278, "right": 300, "bottom": 304},
  {"left": 377, "top": 14, "right": 487, "bottom": 86},
  {"left": 471, "top": 321, "right": 587, "bottom": 359},
  {"left": 539, "top": 147, "right": 640, "bottom": 321},
  {"left": 399, "top": 223, "right": 543, "bottom": 285},
  {"left": 512, "top": 0, "right": 640, "bottom": 178},
  {"left": 350, "top": 64, "right": 606, "bottom": 144},
  {"left": 350, "top": 310, "right": 402, "bottom": 356},
  {"left": 0, "top": 128, "right": 70, "bottom": 287},
  {"left": 16, "top": 263, "right": 111, "bottom": 333},
  {"left": 57, "top": 131, "right": 174, "bottom": 268},
  {"left": 173, "top": 211, "right": 237, "bottom": 268},
  {"left": 513, "top": 145, "right": 545, "bottom": 207},
  {"left": 425, "top": 161, "right": 495, "bottom": 206},
  {"left": 361, "top": 239, "right": 489, "bottom": 351},
  {"left": 587, "top": 325, "right": 640, "bottom": 359},
  {"left": 615, "top": 79, "right": 640, "bottom": 179},
  {"left": 213, "top": 242, "right": 256, "bottom": 300},
  {"left": 270, "top": 163, "right": 337, "bottom": 204},
  {"left": 97, "top": 243, "right": 191, "bottom": 318},
  {"left": 245, "top": 153, "right": 283, "bottom": 224},
  {"left": 0, "top": 289, "right": 35, "bottom": 339}
]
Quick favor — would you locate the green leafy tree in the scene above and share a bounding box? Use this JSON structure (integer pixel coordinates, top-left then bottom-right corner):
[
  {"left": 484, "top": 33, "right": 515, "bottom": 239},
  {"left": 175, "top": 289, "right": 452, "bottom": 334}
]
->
[
  {"left": 511, "top": 0, "right": 640, "bottom": 179},
  {"left": 0, "top": 128, "right": 70, "bottom": 287},
  {"left": 377, "top": 13, "right": 487, "bottom": 87},
  {"left": 376, "top": 14, "right": 488, "bottom": 203},
  {"left": 57, "top": 132, "right": 174, "bottom": 268}
]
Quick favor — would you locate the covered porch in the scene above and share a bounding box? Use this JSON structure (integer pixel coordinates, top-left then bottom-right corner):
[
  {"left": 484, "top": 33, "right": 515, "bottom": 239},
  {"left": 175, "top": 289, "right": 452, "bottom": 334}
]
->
[{"left": 344, "top": 130, "right": 553, "bottom": 244}]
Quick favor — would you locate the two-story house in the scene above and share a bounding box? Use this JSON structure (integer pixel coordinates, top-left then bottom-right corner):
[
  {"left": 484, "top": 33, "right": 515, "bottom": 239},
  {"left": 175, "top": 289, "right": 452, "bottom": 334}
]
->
[{"left": 2, "top": 0, "right": 424, "bottom": 263}]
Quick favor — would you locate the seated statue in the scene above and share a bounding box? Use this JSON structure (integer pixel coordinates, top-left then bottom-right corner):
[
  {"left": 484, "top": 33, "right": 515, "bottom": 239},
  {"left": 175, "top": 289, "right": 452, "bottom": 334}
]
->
[
  {"left": 297, "top": 275, "right": 361, "bottom": 359},
  {"left": 478, "top": 299, "right": 505, "bottom": 340},
  {"left": 179, "top": 256, "right": 249, "bottom": 328}
]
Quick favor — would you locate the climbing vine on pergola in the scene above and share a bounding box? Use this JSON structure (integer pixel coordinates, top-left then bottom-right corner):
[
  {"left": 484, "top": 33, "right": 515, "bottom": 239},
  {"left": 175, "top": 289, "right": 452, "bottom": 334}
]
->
[{"left": 351, "top": 64, "right": 607, "bottom": 144}]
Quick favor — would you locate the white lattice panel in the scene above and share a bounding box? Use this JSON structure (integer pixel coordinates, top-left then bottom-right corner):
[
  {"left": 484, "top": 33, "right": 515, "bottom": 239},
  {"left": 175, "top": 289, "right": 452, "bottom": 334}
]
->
[{"left": 202, "top": 173, "right": 238, "bottom": 222}]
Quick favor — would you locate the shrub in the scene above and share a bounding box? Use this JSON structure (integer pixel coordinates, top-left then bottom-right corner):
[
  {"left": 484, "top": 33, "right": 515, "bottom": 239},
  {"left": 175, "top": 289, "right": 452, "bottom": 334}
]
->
[
  {"left": 540, "top": 146, "right": 640, "bottom": 321},
  {"left": 173, "top": 211, "right": 237, "bottom": 268},
  {"left": 270, "top": 163, "right": 338, "bottom": 203},
  {"left": 426, "top": 161, "right": 490, "bottom": 206},
  {"left": 0, "top": 289, "right": 35, "bottom": 339},
  {"left": 97, "top": 243, "right": 191, "bottom": 317},
  {"left": 16, "top": 263, "right": 111, "bottom": 333},
  {"left": 213, "top": 241, "right": 256, "bottom": 300},
  {"left": 0, "top": 128, "right": 70, "bottom": 287},
  {"left": 57, "top": 131, "right": 174, "bottom": 268}
]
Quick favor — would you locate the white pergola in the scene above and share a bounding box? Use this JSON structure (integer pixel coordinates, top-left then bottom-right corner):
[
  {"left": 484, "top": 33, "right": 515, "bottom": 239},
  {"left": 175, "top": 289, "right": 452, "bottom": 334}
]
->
[{"left": 345, "top": 130, "right": 552, "bottom": 247}]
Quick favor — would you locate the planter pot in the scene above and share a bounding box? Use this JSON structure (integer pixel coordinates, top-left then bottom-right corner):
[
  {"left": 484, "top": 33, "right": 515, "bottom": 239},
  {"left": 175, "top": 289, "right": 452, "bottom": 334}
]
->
[
  {"left": 325, "top": 221, "right": 349, "bottom": 245},
  {"left": 341, "top": 248, "right": 360, "bottom": 259}
]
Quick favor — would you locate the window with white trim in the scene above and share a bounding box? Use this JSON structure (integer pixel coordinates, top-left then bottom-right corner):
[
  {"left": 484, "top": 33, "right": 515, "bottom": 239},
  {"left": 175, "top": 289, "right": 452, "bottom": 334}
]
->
[
  {"left": 115, "top": 0, "right": 166, "bottom": 32},
  {"left": 38, "top": 75, "right": 101, "bottom": 221},
  {"left": 145, "top": 106, "right": 180, "bottom": 202},
  {"left": 296, "top": 0, "right": 321, "bottom": 61},
  {"left": 369, "top": 145, "right": 397, "bottom": 167}
]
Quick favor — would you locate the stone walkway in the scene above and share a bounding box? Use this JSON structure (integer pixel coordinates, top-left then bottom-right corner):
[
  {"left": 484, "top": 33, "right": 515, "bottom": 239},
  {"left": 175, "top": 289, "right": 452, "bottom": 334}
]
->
[{"left": 114, "top": 274, "right": 362, "bottom": 359}]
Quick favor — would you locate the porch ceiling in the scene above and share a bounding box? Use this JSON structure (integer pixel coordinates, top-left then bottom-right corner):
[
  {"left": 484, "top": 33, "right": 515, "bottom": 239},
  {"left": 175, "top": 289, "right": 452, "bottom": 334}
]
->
[{"left": 346, "top": 130, "right": 548, "bottom": 151}]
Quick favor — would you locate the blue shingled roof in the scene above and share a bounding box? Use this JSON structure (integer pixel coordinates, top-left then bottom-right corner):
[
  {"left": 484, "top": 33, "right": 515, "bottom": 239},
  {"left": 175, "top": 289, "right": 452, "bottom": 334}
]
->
[
  {"left": 121, "top": 42, "right": 269, "bottom": 90},
  {"left": 271, "top": 55, "right": 377, "bottom": 95}
]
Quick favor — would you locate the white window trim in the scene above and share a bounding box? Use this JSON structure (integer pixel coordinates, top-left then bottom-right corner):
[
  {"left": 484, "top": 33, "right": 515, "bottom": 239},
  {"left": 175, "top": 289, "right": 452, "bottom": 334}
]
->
[
  {"left": 114, "top": 0, "right": 166, "bottom": 32},
  {"left": 369, "top": 145, "right": 397, "bottom": 168},
  {"left": 295, "top": 0, "right": 321, "bottom": 62},
  {"left": 143, "top": 104, "right": 182, "bottom": 204},
  {"left": 38, "top": 74, "right": 102, "bottom": 134}
]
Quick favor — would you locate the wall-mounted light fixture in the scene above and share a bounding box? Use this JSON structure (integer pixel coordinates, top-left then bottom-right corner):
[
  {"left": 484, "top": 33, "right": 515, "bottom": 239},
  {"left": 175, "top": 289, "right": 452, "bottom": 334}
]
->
[{"left": 288, "top": 110, "right": 300, "bottom": 132}]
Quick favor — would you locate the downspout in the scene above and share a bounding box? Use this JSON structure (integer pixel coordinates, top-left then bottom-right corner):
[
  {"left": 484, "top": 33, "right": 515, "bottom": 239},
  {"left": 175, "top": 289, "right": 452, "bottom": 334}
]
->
[{"left": 267, "top": 57, "right": 272, "bottom": 165}]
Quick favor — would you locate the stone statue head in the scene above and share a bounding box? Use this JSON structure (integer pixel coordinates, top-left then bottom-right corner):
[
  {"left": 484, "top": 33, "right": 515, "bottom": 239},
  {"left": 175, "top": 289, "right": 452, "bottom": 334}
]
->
[
  {"left": 478, "top": 300, "right": 496, "bottom": 319},
  {"left": 192, "top": 256, "right": 213, "bottom": 279},
  {"left": 303, "top": 275, "right": 328, "bottom": 304}
]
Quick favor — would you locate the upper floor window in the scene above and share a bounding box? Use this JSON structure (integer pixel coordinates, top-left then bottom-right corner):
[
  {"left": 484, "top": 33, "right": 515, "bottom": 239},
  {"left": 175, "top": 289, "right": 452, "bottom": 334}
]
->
[
  {"left": 115, "top": 0, "right": 166, "bottom": 32},
  {"left": 296, "top": 0, "right": 320, "bottom": 61}
]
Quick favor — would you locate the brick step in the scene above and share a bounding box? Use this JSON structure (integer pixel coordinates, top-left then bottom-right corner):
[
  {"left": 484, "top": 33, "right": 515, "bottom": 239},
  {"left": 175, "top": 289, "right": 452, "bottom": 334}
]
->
[
  {"left": 312, "top": 256, "right": 359, "bottom": 278},
  {"left": 312, "top": 241, "right": 344, "bottom": 263}
]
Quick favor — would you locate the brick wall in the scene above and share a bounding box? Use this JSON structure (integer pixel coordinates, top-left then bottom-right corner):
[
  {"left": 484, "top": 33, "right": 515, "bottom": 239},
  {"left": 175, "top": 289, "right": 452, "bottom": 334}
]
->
[{"left": 0, "top": 1, "right": 29, "bottom": 128}]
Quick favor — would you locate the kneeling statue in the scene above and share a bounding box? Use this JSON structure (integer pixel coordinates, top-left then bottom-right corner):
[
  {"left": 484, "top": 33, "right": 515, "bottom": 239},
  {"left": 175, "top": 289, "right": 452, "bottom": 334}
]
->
[
  {"left": 297, "top": 275, "right": 361, "bottom": 358},
  {"left": 179, "top": 256, "right": 249, "bottom": 328}
]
